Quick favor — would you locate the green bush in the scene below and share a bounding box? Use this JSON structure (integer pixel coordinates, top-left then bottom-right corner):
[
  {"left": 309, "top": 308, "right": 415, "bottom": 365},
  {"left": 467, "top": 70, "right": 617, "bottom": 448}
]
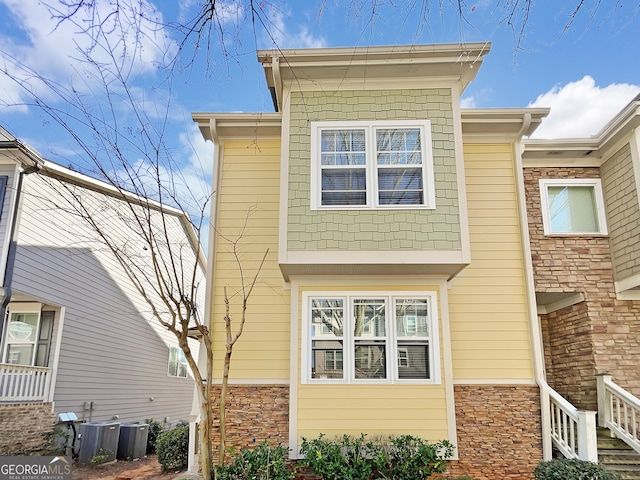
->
[
  {"left": 215, "top": 442, "right": 294, "bottom": 480},
  {"left": 156, "top": 422, "right": 189, "bottom": 472},
  {"left": 300, "top": 434, "right": 375, "bottom": 480},
  {"left": 534, "top": 459, "right": 622, "bottom": 480},
  {"left": 373, "top": 435, "right": 454, "bottom": 480},
  {"left": 144, "top": 418, "right": 164, "bottom": 454},
  {"left": 300, "top": 434, "right": 453, "bottom": 480}
]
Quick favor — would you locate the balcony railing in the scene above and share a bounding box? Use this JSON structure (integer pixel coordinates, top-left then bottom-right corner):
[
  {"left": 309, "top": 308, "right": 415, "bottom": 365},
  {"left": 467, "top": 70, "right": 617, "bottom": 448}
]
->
[
  {"left": 598, "top": 374, "right": 640, "bottom": 455},
  {"left": 0, "top": 363, "right": 52, "bottom": 402},
  {"left": 542, "top": 381, "right": 598, "bottom": 461}
]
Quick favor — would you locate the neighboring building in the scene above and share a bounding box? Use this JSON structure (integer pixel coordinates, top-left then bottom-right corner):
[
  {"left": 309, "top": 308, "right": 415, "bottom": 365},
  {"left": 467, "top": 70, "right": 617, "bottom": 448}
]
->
[
  {"left": 0, "top": 127, "right": 205, "bottom": 454},
  {"left": 193, "top": 43, "right": 553, "bottom": 479},
  {"left": 523, "top": 94, "right": 640, "bottom": 411}
]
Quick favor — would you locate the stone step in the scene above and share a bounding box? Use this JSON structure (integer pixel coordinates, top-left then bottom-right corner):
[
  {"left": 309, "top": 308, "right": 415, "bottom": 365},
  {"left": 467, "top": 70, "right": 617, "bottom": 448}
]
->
[
  {"left": 597, "top": 428, "right": 640, "bottom": 480},
  {"left": 600, "top": 449, "right": 640, "bottom": 465}
]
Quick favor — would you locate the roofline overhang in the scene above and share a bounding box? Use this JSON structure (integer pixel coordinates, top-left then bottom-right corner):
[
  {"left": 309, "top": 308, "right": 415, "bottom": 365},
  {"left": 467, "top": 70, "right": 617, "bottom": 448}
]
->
[
  {"left": 0, "top": 125, "right": 206, "bottom": 267},
  {"left": 461, "top": 108, "right": 550, "bottom": 141},
  {"left": 258, "top": 43, "right": 491, "bottom": 112},
  {"left": 0, "top": 125, "right": 45, "bottom": 172},
  {"left": 192, "top": 112, "right": 282, "bottom": 143},
  {"left": 522, "top": 96, "right": 640, "bottom": 166}
]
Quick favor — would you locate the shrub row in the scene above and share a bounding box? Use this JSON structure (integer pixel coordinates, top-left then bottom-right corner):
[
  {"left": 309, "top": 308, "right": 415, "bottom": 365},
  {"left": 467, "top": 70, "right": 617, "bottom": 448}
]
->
[
  {"left": 216, "top": 434, "right": 454, "bottom": 480},
  {"left": 534, "top": 459, "right": 622, "bottom": 480},
  {"left": 300, "top": 434, "right": 454, "bottom": 480}
]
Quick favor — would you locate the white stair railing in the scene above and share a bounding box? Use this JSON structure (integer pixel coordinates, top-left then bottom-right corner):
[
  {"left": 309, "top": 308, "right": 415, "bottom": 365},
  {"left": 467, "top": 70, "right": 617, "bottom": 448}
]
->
[
  {"left": 542, "top": 381, "right": 598, "bottom": 461},
  {"left": 0, "top": 363, "right": 51, "bottom": 402},
  {"left": 597, "top": 374, "right": 640, "bottom": 455}
]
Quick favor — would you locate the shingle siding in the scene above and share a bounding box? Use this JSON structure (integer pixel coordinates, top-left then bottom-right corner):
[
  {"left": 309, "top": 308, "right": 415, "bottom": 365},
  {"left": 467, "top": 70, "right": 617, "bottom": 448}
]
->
[
  {"left": 601, "top": 143, "right": 640, "bottom": 281},
  {"left": 287, "top": 89, "right": 461, "bottom": 251}
]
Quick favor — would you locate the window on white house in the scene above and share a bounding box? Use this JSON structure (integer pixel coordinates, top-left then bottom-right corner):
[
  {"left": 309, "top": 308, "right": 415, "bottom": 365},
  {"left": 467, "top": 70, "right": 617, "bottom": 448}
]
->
[
  {"left": 539, "top": 179, "right": 608, "bottom": 235},
  {"left": 168, "top": 346, "right": 188, "bottom": 378},
  {"left": 306, "top": 293, "right": 438, "bottom": 384},
  {"left": 2, "top": 311, "right": 41, "bottom": 366},
  {"left": 311, "top": 121, "right": 435, "bottom": 210},
  {"left": 1, "top": 304, "right": 53, "bottom": 367}
]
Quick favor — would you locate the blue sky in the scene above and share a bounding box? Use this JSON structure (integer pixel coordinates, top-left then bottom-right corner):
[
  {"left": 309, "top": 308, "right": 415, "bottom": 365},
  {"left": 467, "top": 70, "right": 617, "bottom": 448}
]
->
[{"left": 0, "top": 0, "right": 639, "bottom": 204}]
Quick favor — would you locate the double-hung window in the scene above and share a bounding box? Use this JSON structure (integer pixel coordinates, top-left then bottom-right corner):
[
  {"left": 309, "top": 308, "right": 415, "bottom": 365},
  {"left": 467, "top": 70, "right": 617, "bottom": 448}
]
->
[
  {"left": 305, "top": 292, "right": 439, "bottom": 384},
  {"left": 311, "top": 120, "right": 435, "bottom": 209},
  {"left": 168, "top": 346, "right": 188, "bottom": 378},
  {"left": 539, "top": 179, "right": 608, "bottom": 235},
  {"left": 1, "top": 304, "right": 53, "bottom": 367}
]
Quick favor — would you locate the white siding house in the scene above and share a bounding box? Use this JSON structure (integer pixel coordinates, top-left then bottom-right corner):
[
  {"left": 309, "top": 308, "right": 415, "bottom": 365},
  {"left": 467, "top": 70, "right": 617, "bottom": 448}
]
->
[{"left": 0, "top": 126, "right": 205, "bottom": 453}]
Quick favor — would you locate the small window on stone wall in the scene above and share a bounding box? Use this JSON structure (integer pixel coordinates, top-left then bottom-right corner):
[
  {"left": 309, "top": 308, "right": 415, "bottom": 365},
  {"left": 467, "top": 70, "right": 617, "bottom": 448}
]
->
[{"left": 539, "top": 178, "right": 608, "bottom": 235}]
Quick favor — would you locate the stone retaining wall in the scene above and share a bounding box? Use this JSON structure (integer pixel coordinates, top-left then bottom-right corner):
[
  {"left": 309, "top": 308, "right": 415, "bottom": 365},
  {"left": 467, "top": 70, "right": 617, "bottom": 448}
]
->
[{"left": 210, "top": 383, "right": 542, "bottom": 479}]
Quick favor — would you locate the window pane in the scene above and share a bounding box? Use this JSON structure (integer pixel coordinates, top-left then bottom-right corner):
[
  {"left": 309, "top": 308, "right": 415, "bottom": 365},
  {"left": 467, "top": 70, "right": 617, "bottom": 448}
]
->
[
  {"left": 311, "top": 299, "right": 344, "bottom": 337},
  {"left": 5, "top": 344, "right": 35, "bottom": 365},
  {"left": 396, "top": 299, "right": 429, "bottom": 337},
  {"left": 376, "top": 128, "right": 422, "bottom": 165},
  {"left": 397, "top": 343, "right": 429, "bottom": 379},
  {"left": 353, "top": 299, "right": 385, "bottom": 337},
  {"left": 321, "top": 130, "right": 366, "bottom": 164},
  {"left": 7, "top": 313, "right": 39, "bottom": 342},
  {"left": 354, "top": 343, "right": 386, "bottom": 379},
  {"left": 321, "top": 168, "right": 367, "bottom": 206},
  {"left": 322, "top": 169, "right": 366, "bottom": 191},
  {"left": 312, "top": 340, "right": 344, "bottom": 379},
  {"left": 378, "top": 167, "right": 424, "bottom": 205},
  {"left": 548, "top": 186, "right": 599, "bottom": 233}
]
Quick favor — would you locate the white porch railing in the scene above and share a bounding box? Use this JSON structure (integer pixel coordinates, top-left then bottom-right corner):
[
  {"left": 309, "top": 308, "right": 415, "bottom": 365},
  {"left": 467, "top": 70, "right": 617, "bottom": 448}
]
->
[
  {"left": 597, "top": 374, "right": 640, "bottom": 455},
  {"left": 0, "top": 363, "right": 52, "bottom": 402},
  {"left": 542, "top": 381, "right": 598, "bottom": 461}
]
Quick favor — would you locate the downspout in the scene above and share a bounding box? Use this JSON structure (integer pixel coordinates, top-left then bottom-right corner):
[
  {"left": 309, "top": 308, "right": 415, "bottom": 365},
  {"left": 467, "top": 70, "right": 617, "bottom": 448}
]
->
[
  {"left": 188, "top": 118, "right": 223, "bottom": 474},
  {"left": 0, "top": 164, "right": 40, "bottom": 340},
  {"left": 513, "top": 113, "right": 552, "bottom": 460}
]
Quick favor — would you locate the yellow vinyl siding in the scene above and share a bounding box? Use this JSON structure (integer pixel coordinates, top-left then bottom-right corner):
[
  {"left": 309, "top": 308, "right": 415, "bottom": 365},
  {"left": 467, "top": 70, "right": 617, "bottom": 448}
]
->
[
  {"left": 448, "top": 143, "right": 534, "bottom": 381},
  {"left": 295, "top": 284, "right": 450, "bottom": 442},
  {"left": 210, "top": 139, "right": 289, "bottom": 380},
  {"left": 297, "top": 385, "right": 448, "bottom": 439}
]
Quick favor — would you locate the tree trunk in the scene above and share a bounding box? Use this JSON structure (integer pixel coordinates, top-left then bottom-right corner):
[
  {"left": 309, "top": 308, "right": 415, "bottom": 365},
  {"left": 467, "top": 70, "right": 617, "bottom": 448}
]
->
[
  {"left": 218, "top": 346, "right": 232, "bottom": 467},
  {"left": 199, "top": 393, "right": 214, "bottom": 480}
]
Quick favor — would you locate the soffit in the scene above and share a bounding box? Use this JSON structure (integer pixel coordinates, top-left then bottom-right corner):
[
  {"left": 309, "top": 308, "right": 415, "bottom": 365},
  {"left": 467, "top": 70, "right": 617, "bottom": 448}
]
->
[
  {"left": 192, "top": 112, "right": 282, "bottom": 142},
  {"left": 461, "top": 108, "right": 550, "bottom": 141},
  {"left": 259, "top": 43, "right": 491, "bottom": 111},
  {"left": 522, "top": 100, "right": 640, "bottom": 166}
]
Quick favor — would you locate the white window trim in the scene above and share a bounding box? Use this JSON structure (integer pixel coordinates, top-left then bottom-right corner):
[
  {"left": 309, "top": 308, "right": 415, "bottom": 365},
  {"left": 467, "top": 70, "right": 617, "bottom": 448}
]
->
[
  {"left": 539, "top": 178, "right": 608, "bottom": 236},
  {"left": 1, "top": 303, "right": 43, "bottom": 366},
  {"left": 302, "top": 291, "right": 441, "bottom": 385},
  {"left": 167, "top": 346, "right": 188, "bottom": 378},
  {"left": 310, "top": 120, "right": 436, "bottom": 210}
]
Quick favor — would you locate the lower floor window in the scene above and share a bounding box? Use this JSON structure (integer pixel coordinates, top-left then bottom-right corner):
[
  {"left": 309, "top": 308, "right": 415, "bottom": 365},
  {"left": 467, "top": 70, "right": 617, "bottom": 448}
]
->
[{"left": 306, "top": 292, "right": 438, "bottom": 384}]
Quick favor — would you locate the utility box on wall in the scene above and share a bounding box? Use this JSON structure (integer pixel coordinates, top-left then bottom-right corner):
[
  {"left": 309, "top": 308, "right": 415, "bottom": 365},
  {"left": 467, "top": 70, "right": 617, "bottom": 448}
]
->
[
  {"left": 77, "top": 422, "right": 121, "bottom": 464},
  {"left": 117, "top": 423, "right": 149, "bottom": 460}
]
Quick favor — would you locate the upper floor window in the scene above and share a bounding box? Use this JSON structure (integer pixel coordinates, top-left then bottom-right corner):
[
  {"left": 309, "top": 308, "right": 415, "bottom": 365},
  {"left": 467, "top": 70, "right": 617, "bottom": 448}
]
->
[
  {"left": 168, "top": 346, "right": 188, "bottom": 378},
  {"left": 303, "top": 291, "right": 440, "bottom": 384},
  {"left": 310, "top": 121, "right": 435, "bottom": 210},
  {"left": 539, "top": 179, "right": 608, "bottom": 235}
]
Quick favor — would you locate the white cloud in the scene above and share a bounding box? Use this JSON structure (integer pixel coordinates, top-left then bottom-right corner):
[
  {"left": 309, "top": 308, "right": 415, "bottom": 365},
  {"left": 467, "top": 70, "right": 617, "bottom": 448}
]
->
[
  {"left": 262, "top": 6, "right": 327, "bottom": 49},
  {"left": 0, "top": 0, "right": 176, "bottom": 106},
  {"left": 528, "top": 76, "right": 640, "bottom": 139},
  {"left": 460, "top": 96, "right": 477, "bottom": 108}
]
